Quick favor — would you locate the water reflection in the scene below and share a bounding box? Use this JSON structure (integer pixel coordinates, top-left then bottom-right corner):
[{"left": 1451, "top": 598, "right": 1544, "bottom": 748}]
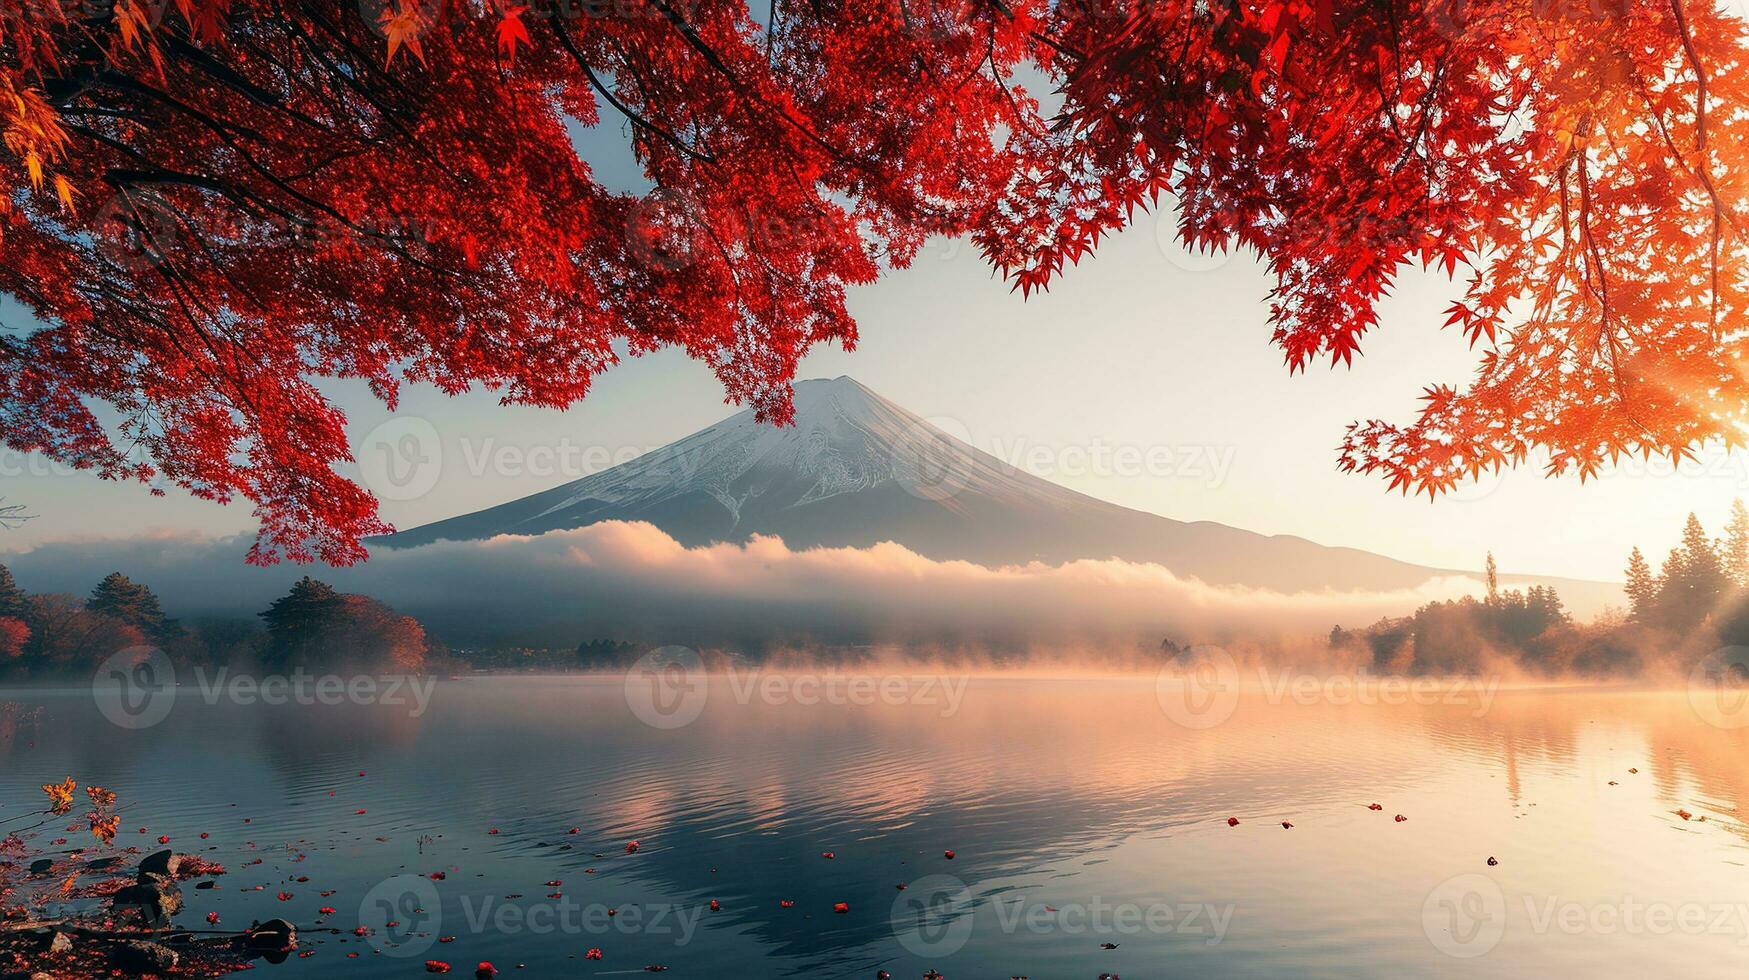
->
[{"left": 0, "top": 676, "right": 1745, "bottom": 977}]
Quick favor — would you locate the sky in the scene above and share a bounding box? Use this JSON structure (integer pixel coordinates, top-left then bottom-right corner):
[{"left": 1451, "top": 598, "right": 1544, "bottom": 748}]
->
[{"left": 3, "top": 114, "right": 1747, "bottom": 587}]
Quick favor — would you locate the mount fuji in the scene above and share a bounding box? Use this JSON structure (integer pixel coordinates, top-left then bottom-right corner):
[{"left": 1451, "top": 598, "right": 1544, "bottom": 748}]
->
[{"left": 379, "top": 376, "right": 1614, "bottom": 605}]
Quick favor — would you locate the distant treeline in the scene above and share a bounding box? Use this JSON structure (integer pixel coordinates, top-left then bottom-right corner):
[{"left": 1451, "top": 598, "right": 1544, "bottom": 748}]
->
[
  {"left": 0, "top": 568, "right": 443, "bottom": 678},
  {"left": 1331, "top": 501, "right": 1749, "bottom": 676}
]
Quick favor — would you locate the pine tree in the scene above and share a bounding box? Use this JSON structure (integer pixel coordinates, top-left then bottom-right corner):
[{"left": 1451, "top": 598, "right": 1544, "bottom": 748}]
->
[
  {"left": 259, "top": 577, "right": 348, "bottom": 666},
  {"left": 1681, "top": 512, "right": 1726, "bottom": 587},
  {"left": 86, "top": 572, "right": 167, "bottom": 637},
  {"left": 0, "top": 564, "right": 25, "bottom": 621},
  {"left": 1724, "top": 499, "right": 1749, "bottom": 589},
  {"left": 1657, "top": 514, "right": 1729, "bottom": 631},
  {"left": 1624, "top": 547, "right": 1657, "bottom": 622}
]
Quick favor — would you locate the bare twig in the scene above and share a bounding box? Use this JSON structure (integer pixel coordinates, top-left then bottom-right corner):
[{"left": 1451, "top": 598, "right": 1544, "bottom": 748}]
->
[{"left": 0, "top": 499, "right": 32, "bottom": 529}]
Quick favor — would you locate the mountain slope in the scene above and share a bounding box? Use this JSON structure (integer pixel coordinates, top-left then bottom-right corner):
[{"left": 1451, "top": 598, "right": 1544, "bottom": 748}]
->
[{"left": 379, "top": 376, "right": 1616, "bottom": 605}]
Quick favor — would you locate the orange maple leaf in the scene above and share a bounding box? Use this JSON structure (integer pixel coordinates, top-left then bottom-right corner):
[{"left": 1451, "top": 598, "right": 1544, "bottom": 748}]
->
[{"left": 382, "top": 2, "right": 428, "bottom": 67}]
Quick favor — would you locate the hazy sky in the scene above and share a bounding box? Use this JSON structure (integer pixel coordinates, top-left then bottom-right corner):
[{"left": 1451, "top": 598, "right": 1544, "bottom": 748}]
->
[{"left": 2, "top": 115, "right": 1744, "bottom": 585}]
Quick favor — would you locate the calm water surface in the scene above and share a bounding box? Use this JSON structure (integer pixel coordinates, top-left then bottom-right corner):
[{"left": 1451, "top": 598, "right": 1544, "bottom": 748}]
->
[{"left": 2, "top": 675, "right": 1747, "bottom": 978}]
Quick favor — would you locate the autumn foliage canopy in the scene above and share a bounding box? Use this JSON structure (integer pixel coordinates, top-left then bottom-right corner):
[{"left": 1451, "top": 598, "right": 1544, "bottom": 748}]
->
[{"left": 0, "top": 0, "right": 1744, "bottom": 563}]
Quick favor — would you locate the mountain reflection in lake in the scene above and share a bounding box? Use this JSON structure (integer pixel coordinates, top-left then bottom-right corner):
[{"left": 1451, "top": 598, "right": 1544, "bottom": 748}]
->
[{"left": 2, "top": 675, "right": 1746, "bottom": 978}]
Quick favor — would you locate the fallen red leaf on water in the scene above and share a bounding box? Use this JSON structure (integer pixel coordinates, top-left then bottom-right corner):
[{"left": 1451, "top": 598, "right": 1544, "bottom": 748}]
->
[
  {"left": 475, "top": 964, "right": 498, "bottom": 980},
  {"left": 1676, "top": 809, "right": 1693, "bottom": 820},
  {"left": 943, "top": 849, "right": 955, "bottom": 859},
  {"left": 779, "top": 900, "right": 795, "bottom": 908},
  {"left": 425, "top": 962, "right": 451, "bottom": 974},
  {"left": 1227, "top": 817, "right": 1240, "bottom": 827},
  {"left": 320, "top": 907, "right": 336, "bottom": 915},
  {"left": 584, "top": 948, "right": 602, "bottom": 960},
  {"left": 179, "top": 856, "right": 226, "bottom": 877},
  {"left": 488, "top": 828, "right": 500, "bottom": 835},
  {"left": 1394, "top": 814, "right": 1407, "bottom": 822},
  {"left": 207, "top": 912, "right": 220, "bottom": 925},
  {"left": 277, "top": 891, "right": 293, "bottom": 901},
  {"left": 1367, "top": 803, "right": 1383, "bottom": 811},
  {"left": 833, "top": 902, "right": 849, "bottom": 913},
  {"left": 625, "top": 841, "right": 639, "bottom": 853},
  {"left": 821, "top": 851, "right": 835, "bottom": 859},
  {"left": 430, "top": 872, "right": 447, "bottom": 880},
  {"left": 157, "top": 835, "right": 170, "bottom": 844},
  {"left": 1281, "top": 822, "right": 1293, "bottom": 829}
]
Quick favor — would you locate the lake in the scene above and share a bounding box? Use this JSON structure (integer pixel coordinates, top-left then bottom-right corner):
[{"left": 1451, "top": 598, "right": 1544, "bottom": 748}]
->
[{"left": 3, "top": 671, "right": 1747, "bottom": 977}]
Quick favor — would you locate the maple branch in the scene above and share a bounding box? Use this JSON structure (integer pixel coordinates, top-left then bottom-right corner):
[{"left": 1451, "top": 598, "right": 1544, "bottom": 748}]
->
[
  {"left": 1667, "top": 0, "right": 1722, "bottom": 337},
  {"left": 1573, "top": 137, "right": 1654, "bottom": 443},
  {"left": 549, "top": 23, "right": 716, "bottom": 164},
  {"left": 279, "top": 10, "right": 464, "bottom": 183},
  {"left": 767, "top": 0, "right": 779, "bottom": 64},
  {"left": 638, "top": 0, "right": 875, "bottom": 176}
]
